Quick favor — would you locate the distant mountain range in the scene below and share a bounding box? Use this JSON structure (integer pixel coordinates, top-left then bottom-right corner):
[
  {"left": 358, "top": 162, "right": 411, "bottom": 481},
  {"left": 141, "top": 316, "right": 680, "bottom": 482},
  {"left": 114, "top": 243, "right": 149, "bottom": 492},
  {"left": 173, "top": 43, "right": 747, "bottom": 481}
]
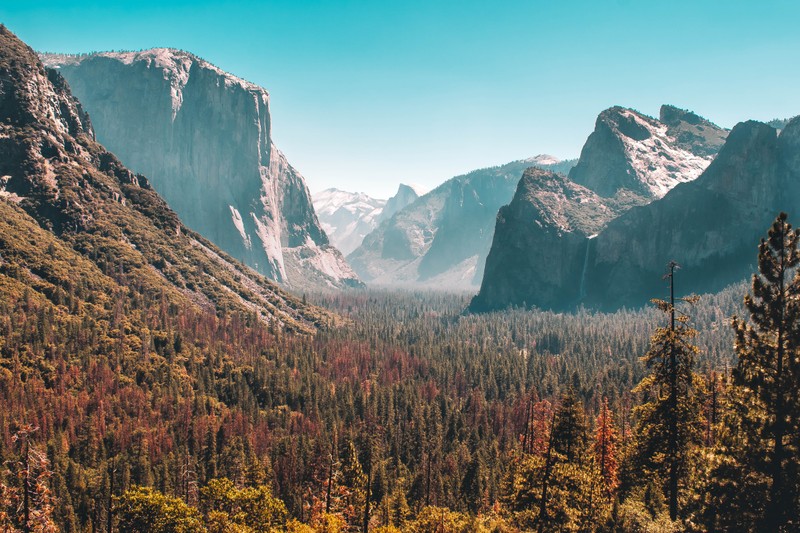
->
[
  {"left": 313, "top": 184, "right": 423, "bottom": 255},
  {"left": 0, "top": 26, "right": 327, "bottom": 332},
  {"left": 346, "top": 156, "right": 576, "bottom": 289},
  {"left": 26, "top": 34, "right": 799, "bottom": 312},
  {"left": 42, "top": 49, "right": 361, "bottom": 290},
  {"left": 471, "top": 105, "right": 800, "bottom": 312}
]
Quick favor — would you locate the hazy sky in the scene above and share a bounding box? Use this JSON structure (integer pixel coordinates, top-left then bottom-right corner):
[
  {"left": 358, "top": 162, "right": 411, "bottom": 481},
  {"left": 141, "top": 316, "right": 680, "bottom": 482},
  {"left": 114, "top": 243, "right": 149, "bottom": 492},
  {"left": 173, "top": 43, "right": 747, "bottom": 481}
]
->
[{"left": 3, "top": 1, "right": 799, "bottom": 197}]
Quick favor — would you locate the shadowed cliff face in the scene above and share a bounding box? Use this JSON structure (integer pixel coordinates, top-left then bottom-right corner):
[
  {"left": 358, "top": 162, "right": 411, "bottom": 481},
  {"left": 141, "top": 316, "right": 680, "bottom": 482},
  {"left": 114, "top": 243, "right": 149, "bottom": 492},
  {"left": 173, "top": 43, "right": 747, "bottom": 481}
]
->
[
  {"left": 472, "top": 117, "right": 800, "bottom": 313},
  {"left": 42, "top": 50, "right": 360, "bottom": 290},
  {"left": 470, "top": 168, "right": 626, "bottom": 312}
]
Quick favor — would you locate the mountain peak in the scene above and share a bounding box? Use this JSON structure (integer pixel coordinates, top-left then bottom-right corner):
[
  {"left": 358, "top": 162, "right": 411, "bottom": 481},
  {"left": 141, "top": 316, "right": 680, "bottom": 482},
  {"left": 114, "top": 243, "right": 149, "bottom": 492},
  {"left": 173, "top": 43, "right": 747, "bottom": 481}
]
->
[
  {"left": 397, "top": 183, "right": 420, "bottom": 194},
  {"left": 659, "top": 104, "right": 728, "bottom": 157},
  {"left": 660, "top": 104, "right": 704, "bottom": 126},
  {"left": 569, "top": 105, "right": 726, "bottom": 199},
  {"left": 381, "top": 183, "right": 422, "bottom": 222},
  {"left": 524, "top": 154, "right": 562, "bottom": 166}
]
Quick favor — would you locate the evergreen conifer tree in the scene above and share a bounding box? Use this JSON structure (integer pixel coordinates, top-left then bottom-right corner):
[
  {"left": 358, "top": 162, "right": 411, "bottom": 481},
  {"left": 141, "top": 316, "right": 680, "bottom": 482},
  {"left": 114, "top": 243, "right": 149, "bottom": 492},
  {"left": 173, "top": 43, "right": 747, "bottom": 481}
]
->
[
  {"left": 706, "top": 213, "right": 800, "bottom": 530},
  {"left": 631, "top": 262, "right": 703, "bottom": 522}
]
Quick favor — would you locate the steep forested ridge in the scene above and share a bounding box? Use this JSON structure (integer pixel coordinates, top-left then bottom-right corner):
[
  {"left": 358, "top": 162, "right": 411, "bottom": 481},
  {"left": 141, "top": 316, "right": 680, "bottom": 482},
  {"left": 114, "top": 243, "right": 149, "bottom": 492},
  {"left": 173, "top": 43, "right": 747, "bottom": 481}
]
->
[{"left": 0, "top": 25, "right": 327, "bottom": 333}]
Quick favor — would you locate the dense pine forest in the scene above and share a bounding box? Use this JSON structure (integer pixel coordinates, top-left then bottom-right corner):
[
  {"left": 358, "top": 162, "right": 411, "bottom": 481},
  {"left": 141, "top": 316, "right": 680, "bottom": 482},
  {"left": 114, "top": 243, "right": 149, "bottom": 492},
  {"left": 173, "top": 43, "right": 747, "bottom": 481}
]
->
[{"left": 2, "top": 213, "right": 799, "bottom": 531}]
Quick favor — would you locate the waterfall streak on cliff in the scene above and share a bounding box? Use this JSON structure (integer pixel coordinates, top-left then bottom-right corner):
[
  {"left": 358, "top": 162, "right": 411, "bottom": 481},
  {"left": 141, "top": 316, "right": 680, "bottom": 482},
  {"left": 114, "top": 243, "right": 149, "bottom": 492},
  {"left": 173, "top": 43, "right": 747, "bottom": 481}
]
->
[{"left": 579, "top": 235, "right": 596, "bottom": 300}]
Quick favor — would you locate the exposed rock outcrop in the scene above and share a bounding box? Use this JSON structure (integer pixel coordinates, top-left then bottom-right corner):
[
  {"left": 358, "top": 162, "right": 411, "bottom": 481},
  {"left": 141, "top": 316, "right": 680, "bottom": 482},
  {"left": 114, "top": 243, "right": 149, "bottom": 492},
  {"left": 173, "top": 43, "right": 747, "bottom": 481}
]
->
[
  {"left": 42, "top": 49, "right": 360, "bottom": 290},
  {"left": 470, "top": 168, "right": 635, "bottom": 311},
  {"left": 1, "top": 25, "right": 328, "bottom": 332},
  {"left": 568, "top": 106, "right": 727, "bottom": 198},
  {"left": 381, "top": 184, "right": 423, "bottom": 222}
]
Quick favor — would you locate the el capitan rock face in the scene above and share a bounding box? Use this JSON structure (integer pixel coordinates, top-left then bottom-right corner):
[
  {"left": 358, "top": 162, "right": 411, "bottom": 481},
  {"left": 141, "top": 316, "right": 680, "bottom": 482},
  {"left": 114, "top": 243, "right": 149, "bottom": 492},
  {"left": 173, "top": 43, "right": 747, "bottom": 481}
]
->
[
  {"left": 42, "top": 49, "right": 360, "bottom": 290},
  {"left": 0, "top": 26, "right": 328, "bottom": 332}
]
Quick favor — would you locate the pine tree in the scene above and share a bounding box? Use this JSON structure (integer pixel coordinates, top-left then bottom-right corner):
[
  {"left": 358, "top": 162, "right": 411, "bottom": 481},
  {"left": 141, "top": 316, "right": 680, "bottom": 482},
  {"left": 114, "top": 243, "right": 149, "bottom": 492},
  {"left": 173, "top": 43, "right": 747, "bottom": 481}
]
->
[
  {"left": 551, "top": 391, "right": 589, "bottom": 464},
  {"left": 594, "top": 399, "right": 619, "bottom": 499},
  {"left": 4, "top": 425, "right": 58, "bottom": 533},
  {"left": 631, "top": 262, "right": 703, "bottom": 522},
  {"left": 707, "top": 212, "right": 800, "bottom": 530}
]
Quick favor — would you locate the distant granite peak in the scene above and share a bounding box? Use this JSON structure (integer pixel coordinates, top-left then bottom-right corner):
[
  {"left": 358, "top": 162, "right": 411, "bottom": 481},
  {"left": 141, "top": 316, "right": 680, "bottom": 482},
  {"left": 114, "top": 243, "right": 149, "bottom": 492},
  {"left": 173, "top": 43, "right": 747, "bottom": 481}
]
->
[
  {"left": 347, "top": 156, "right": 577, "bottom": 289},
  {"left": 312, "top": 183, "right": 420, "bottom": 256},
  {"left": 382, "top": 184, "right": 421, "bottom": 221}
]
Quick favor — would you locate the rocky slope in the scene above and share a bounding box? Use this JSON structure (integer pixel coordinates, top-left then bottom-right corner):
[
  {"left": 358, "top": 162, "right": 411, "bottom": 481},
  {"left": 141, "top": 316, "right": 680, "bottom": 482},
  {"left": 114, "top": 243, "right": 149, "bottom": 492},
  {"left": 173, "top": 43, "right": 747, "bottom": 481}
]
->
[
  {"left": 347, "top": 156, "right": 576, "bottom": 289},
  {"left": 568, "top": 105, "right": 727, "bottom": 198},
  {"left": 41, "top": 49, "right": 360, "bottom": 290},
  {"left": 473, "top": 115, "right": 799, "bottom": 312},
  {"left": 583, "top": 118, "right": 799, "bottom": 309},
  {"left": 312, "top": 184, "right": 421, "bottom": 256},
  {"left": 472, "top": 105, "right": 735, "bottom": 312},
  {"left": 0, "top": 25, "right": 328, "bottom": 332}
]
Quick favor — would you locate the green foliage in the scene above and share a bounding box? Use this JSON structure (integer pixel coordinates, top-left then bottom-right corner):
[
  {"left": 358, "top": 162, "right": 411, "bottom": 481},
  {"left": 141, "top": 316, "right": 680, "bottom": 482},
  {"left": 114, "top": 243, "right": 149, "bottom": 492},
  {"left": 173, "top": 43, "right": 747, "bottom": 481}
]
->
[
  {"left": 702, "top": 213, "right": 800, "bottom": 530},
  {"left": 616, "top": 485, "right": 679, "bottom": 533},
  {"left": 115, "top": 486, "right": 204, "bottom": 533},
  {"left": 630, "top": 270, "right": 704, "bottom": 522},
  {"left": 406, "top": 505, "right": 471, "bottom": 533},
  {"left": 199, "top": 478, "right": 288, "bottom": 533}
]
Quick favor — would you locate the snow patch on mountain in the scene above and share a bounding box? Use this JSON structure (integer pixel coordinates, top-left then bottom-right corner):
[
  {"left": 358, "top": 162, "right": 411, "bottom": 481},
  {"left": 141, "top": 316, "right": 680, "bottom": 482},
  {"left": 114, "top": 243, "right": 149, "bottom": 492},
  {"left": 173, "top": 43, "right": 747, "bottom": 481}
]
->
[
  {"left": 525, "top": 154, "right": 561, "bottom": 166},
  {"left": 616, "top": 109, "right": 712, "bottom": 197},
  {"left": 312, "top": 184, "right": 420, "bottom": 256}
]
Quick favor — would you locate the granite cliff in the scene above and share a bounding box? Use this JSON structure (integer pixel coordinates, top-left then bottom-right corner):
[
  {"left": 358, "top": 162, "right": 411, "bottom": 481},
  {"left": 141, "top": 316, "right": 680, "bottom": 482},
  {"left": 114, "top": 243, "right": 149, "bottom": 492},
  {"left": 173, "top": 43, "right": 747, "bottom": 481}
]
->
[
  {"left": 0, "top": 26, "right": 328, "bottom": 331},
  {"left": 42, "top": 49, "right": 360, "bottom": 290},
  {"left": 583, "top": 119, "right": 798, "bottom": 309},
  {"left": 472, "top": 105, "right": 736, "bottom": 311},
  {"left": 568, "top": 105, "right": 727, "bottom": 198}
]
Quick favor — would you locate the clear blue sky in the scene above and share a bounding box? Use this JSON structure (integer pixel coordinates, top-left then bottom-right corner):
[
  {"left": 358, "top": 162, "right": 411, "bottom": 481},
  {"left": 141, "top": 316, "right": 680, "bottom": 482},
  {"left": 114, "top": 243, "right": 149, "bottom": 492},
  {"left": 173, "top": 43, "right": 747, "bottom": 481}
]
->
[{"left": 2, "top": 1, "right": 799, "bottom": 197}]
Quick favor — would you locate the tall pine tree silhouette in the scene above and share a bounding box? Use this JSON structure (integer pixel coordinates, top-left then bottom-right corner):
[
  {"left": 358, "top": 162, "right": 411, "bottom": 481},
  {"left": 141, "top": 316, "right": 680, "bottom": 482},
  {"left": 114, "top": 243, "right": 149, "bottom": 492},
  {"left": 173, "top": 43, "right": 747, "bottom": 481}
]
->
[
  {"left": 729, "top": 212, "right": 800, "bottom": 530},
  {"left": 632, "top": 262, "right": 703, "bottom": 522}
]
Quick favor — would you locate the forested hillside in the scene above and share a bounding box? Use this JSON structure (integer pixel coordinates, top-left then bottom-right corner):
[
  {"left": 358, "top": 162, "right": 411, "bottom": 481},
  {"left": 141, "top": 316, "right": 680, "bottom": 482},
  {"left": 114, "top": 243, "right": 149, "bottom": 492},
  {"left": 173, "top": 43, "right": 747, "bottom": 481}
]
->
[{"left": 2, "top": 201, "right": 800, "bottom": 531}]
